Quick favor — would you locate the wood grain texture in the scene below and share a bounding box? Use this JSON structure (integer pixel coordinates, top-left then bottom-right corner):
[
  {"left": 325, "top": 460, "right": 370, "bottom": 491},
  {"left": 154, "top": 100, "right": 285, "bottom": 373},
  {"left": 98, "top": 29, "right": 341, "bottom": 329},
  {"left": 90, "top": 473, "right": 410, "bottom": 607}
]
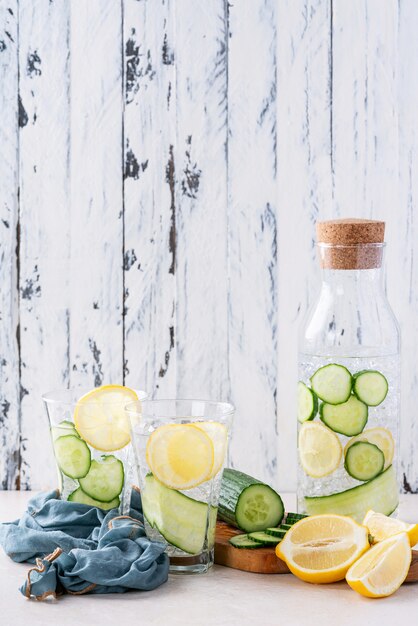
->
[
  {"left": 18, "top": 0, "right": 72, "bottom": 488},
  {"left": 215, "top": 521, "right": 287, "bottom": 574},
  {"left": 123, "top": 0, "right": 177, "bottom": 397},
  {"left": 1, "top": 0, "right": 418, "bottom": 493},
  {"left": 276, "top": 0, "right": 333, "bottom": 492},
  {"left": 69, "top": 0, "right": 124, "bottom": 391},
  {"left": 0, "top": 0, "right": 20, "bottom": 489},
  {"left": 174, "top": 0, "right": 230, "bottom": 402},
  {"left": 227, "top": 0, "right": 278, "bottom": 485}
]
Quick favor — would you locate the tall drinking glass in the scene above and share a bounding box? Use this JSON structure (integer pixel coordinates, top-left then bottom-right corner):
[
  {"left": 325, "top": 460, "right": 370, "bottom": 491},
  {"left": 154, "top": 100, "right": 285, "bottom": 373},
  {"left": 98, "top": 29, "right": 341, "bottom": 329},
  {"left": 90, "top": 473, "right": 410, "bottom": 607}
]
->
[
  {"left": 126, "top": 399, "right": 234, "bottom": 574},
  {"left": 43, "top": 387, "right": 147, "bottom": 513}
]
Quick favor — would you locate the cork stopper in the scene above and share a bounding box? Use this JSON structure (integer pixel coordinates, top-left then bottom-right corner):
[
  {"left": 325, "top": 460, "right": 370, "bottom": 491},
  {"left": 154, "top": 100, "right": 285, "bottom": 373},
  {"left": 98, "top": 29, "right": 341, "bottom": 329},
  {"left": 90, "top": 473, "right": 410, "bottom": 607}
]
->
[{"left": 316, "top": 218, "right": 385, "bottom": 270}]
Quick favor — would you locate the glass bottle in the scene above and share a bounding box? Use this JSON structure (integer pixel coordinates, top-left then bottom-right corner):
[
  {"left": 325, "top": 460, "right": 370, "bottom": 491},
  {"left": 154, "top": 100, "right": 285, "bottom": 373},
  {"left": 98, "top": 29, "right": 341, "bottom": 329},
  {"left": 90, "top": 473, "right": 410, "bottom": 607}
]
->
[{"left": 297, "top": 219, "right": 400, "bottom": 522}]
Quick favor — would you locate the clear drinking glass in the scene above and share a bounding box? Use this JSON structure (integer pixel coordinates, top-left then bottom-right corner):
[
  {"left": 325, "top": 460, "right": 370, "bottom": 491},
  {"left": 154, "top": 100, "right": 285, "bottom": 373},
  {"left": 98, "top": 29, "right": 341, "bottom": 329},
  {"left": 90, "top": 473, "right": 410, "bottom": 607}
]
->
[
  {"left": 43, "top": 388, "right": 148, "bottom": 513},
  {"left": 297, "top": 221, "right": 400, "bottom": 522},
  {"left": 126, "top": 399, "right": 234, "bottom": 574}
]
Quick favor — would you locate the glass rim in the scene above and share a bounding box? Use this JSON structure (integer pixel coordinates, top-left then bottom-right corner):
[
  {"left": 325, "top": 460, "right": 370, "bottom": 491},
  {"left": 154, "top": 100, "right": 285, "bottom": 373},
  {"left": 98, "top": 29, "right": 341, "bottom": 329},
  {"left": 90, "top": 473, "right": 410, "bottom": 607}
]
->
[
  {"left": 42, "top": 387, "right": 148, "bottom": 406},
  {"left": 125, "top": 398, "right": 235, "bottom": 418},
  {"left": 316, "top": 242, "right": 386, "bottom": 249}
]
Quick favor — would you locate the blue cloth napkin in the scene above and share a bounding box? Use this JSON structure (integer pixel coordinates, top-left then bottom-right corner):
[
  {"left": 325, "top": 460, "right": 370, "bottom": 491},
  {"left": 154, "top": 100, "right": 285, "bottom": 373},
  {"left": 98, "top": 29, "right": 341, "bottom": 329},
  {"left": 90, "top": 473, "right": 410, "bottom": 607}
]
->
[{"left": 0, "top": 489, "right": 169, "bottom": 600}]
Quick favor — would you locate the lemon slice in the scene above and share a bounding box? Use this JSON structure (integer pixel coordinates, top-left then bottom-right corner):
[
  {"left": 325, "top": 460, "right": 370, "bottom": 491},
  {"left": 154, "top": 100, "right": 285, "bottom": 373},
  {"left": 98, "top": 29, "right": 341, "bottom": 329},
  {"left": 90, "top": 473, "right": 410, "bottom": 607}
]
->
[
  {"left": 195, "top": 421, "right": 227, "bottom": 478},
  {"left": 363, "top": 509, "right": 418, "bottom": 547},
  {"left": 298, "top": 421, "right": 342, "bottom": 478},
  {"left": 74, "top": 385, "right": 138, "bottom": 451},
  {"left": 346, "top": 532, "right": 411, "bottom": 597},
  {"left": 146, "top": 423, "right": 214, "bottom": 489},
  {"left": 345, "top": 427, "right": 394, "bottom": 469},
  {"left": 275, "top": 514, "right": 370, "bottom": 584}
]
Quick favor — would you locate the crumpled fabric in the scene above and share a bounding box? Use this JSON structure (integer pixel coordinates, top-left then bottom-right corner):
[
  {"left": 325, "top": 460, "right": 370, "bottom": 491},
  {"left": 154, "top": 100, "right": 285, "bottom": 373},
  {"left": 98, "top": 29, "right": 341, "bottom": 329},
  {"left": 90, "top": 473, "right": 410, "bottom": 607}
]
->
[{"left": 0, "top": 489, "right": 169, "bottom": 600}]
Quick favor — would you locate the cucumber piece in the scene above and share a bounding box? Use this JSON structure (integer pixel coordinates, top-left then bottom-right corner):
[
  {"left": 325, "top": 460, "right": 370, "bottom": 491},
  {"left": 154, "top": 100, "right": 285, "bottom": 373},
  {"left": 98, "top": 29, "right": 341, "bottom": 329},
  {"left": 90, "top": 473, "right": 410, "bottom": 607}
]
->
[
  {"left": 79, "top": 455, "right": 124, "bottom": 502},
  {"left": 304, "top": 465, "right": 399, "bottom": 523},
  {"left": 218, "top": 468, "right": 284, "bottom": 532},
  {"left": 68, "top": 487, "right": 120, "bottom": 510},
  {"left": 353, "top": 370, "right": 388, "bottom": 406},
  {"left": 344, "top": 441, "right": 384, "bottom": 481},
  {"left": 320, "top": 395, "right": 368, "bottom": 436},
  {"left": 265, "top": 527, "right": 287, "bottom": 538},
  {"left": 279, "top": 523, "right": 292, "bottom": 530},
  {"left": 285, "top": 512, "right": 308, "bottom": 522},
  {"left": 297, "top": 382, "right": 318, "bottom": 423},
  {"left": 51, "top": 420, "right": 78, "bottom": 441},
  {"left": 248, "top": 531, "right": 280, "bottom": 546},
  {"left": 53, "top": 434, "right": 91, "bottom": 479},
  {"left": 310, "top": 364, "right": 352, "bottom": 404},
  {"left": 142, "top": 474, "right": 217, "bottom": 554},
  {"left": 229, "top": 534, "right": 262, "bottom": 549}
]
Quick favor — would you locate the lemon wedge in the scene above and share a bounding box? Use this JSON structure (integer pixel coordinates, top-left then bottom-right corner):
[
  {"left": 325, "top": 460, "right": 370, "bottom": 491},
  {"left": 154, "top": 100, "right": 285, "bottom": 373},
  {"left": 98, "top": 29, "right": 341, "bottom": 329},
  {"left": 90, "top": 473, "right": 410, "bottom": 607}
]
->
[
  {"left": 363, "top": 509, "right": 418, "bottom": 547},
  {"left": 146, "top": 423, "right": 214, "bottom": 489},
  {"left": 195, "top": 421, "right": 227, "bottom": 478},
  {"left": 345, "top": 427, "right": 394, "bottom": 469},
  {"left": 275, "top": 514, "right": 370, "bottom": 583},
  {"left": 346, "top": 532, "right": 411, "bottom": 598},
  {"left": 298, "top": 421, "right": 342, "bottom": 478},
  {"left": 74, "top": 385, "right": 138, "bottom": 451}
]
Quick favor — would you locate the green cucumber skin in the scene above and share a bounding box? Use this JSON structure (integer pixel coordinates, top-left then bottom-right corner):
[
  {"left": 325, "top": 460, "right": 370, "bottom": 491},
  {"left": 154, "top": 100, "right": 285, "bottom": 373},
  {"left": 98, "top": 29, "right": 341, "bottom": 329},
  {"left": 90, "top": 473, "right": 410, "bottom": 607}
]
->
[
  {"left": 265, "top": 528, "right": 286, "bottom": 538},
  {"left": 310, "top": 364, "right": 353, "bottom": 405},
  {"left": 218, "top": 468, "right": 284, "bottom": 532},
  {"left": 248, "top": 531, "right": 280, "bottom": 545},
  {"left": 297, "top": 382, "right": 318, "bottom": 423},
  {"left": 304, "top": 465, "right": 399, "bottom": 523},
  {"left": 319, "top": 396, "right": 368, "bottom": 437},
  {"left": 229, "top": 535, "right": 262, "bottom": 549},
  {"left": 353, "top": 370, "right": 389, "bottom": 406},
  {"left": 344, "top": 441, "right": 385, "bottom": 481},
  {"left": 68, "top": 487, "right": 120, "bottom": 510}
]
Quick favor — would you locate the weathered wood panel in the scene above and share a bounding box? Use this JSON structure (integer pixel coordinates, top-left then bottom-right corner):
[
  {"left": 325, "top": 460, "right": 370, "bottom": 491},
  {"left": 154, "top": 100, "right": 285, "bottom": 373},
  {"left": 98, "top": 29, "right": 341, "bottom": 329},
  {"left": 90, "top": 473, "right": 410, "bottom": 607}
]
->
[
  {"left": 395, "top": 0, "right": 418, "bottom": 493},
  {"left": 0, "top": 0, "right": 20, "bottom": 489},
  {"left": 69, "top": 0, "right": 124, "bottom": 391},
  {"left": 123, "top": 0, "right": 177, "bottom": 397},
  {"left": 276, "top": 0, "right": 332, "bottom": 491},
  {"left": 227, "top": 0, "right": 278, "bottom": 485},
  {"left": 18, "top": 0, "right": 72, "bottom": 488},
  {"left": 174, "top": 0, "right": 230, "bottom": 402}
]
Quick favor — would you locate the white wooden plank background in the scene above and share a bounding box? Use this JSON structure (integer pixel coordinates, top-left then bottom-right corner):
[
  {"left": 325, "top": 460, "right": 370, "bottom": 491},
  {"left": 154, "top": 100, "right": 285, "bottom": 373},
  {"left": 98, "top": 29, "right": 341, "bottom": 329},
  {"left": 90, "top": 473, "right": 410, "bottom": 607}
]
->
[{"left": 0, "top": 0, "right": 417, "bottom": 493}]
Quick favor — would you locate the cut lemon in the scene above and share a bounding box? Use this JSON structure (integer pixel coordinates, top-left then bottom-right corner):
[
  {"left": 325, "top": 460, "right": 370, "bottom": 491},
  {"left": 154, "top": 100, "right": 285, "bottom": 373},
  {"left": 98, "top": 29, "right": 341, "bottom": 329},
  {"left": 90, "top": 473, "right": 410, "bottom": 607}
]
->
[
  {"left": 298, "top": 422, "right": 342, "bottom": 478},
  {"left": 73, "top": 385, "right": 138, "bottom": 452},
  {"left": 346, "top": 532, "right": 411, "bottom": 598},
  {"left": 146, "top": 423, "right": 214, "bottom": 489},
  {"left": 363, "top": 509, "right": 418, "bottom": 547},
  {"left": 275, "top": 514, "right": 370, "bottom": 583},
  {"left": 345, "top": 427, "right": 394, "bottom": 469},
  {"left": 195, "top": 421, "right": 227, "bottom": 478}
]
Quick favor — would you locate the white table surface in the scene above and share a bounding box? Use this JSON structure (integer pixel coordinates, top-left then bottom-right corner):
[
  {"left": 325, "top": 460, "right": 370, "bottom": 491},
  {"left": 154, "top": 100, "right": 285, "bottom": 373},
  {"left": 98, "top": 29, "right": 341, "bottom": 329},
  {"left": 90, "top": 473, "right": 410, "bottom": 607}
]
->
[{"left": 0, "top": 491, "right": 417, "bottom": 626}]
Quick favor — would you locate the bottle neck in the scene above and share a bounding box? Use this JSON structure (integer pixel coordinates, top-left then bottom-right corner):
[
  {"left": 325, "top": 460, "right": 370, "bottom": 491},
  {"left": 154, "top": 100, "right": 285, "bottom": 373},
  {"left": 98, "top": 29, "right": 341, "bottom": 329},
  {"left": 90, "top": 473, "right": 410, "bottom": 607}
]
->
[{"left": 320, "top": 267, "right": 385, "bottom": 296}]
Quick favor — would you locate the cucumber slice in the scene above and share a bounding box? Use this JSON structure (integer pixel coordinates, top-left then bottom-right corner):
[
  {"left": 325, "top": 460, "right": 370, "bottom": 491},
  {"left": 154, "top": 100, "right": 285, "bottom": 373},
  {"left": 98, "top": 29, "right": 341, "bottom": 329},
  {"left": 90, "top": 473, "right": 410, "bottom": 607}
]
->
[
  {"left": 344, "top": 441, "right": 385, "bottom": 481},
  {"left": 304, "top": 465, "right": 399, "bottom": 522},
  {"left": 297, "top": 382, "right": 318, "bottom": 423},
  {"left": 51, "top": 420, "right": 78, "bottom": 441},
  {"left": 310, "top": 364, "right": 352, "bottom": 404},
  {"left": 353, "top": 370, "right": 388, "bottom": 406},
  {"left": 248, "top": 531, "right": 280, "bottom": 546},
  {"left": 320, "top": 395, "right": 368, "bottom": 436},
  {"left": 53, "top": 434, "right": 91, "bottom": 479},
  {"left": 229, "top": 534, "right": 262, "bottom": 549},
  {"left": 79, "top": 455, "right": 124, "bottom": 502},
  {"left": 68, "top": 487, "right": 120, "bottom": 510},
  {"left": 218, "top": 468, "right": 284, "bottom": 532},
  {"left": 265, "top": 527, "right": 286, "bottom": 538},
  {"left": 142, "top": 474, "right": 217, "bottom": 554},
  {"left": 279, "top": 523, "right": 292, "bottom": 530},
  {"left": 285, "top": 512, "right": 308, "bottom": 522}
]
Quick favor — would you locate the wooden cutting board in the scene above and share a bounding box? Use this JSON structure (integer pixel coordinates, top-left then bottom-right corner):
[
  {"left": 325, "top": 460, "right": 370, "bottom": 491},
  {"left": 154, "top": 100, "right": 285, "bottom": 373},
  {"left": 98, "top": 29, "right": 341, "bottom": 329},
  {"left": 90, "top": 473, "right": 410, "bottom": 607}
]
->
[{"left": 214, "top": 521, "right": 418, "bottom": 581}]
